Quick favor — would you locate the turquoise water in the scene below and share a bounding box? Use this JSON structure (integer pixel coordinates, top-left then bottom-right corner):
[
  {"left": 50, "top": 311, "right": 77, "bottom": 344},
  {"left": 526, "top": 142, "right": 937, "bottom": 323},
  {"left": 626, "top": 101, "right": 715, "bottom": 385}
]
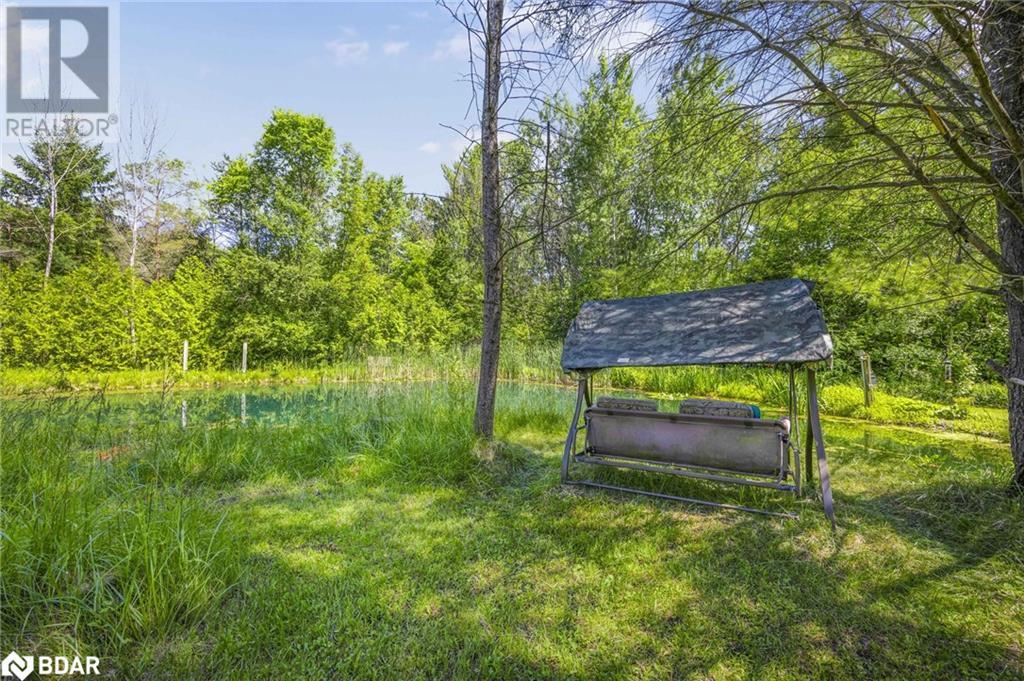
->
[
  {"left": 3, "top": 380, "right": 1010, "bottom": 468},
  {"left": 1, "top": 381, "right": 576, "bottom": 448}
]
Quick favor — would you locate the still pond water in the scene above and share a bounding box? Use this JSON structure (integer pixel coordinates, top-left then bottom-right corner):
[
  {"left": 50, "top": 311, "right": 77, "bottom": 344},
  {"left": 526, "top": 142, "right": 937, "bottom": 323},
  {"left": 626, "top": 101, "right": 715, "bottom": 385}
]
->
[{"left": 5, "top": 380, "right": 1011, "bottom": 475}]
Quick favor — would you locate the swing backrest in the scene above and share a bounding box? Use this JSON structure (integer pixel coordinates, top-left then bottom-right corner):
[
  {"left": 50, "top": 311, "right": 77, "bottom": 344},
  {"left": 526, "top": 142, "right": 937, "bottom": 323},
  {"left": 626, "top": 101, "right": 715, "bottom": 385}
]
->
[{"left": 585, "top": 406, "right": 789, "bottom": 477}]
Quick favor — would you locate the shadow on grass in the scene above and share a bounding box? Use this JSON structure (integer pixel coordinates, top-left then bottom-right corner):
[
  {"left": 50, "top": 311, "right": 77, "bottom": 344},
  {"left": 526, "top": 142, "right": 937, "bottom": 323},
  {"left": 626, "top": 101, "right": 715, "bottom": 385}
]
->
[
  {"left": 11, "top": 383, "right": 1022, "bottom": 678},
  {"left": 150, "top": 431, "right": 1022, "bottom": 680}
]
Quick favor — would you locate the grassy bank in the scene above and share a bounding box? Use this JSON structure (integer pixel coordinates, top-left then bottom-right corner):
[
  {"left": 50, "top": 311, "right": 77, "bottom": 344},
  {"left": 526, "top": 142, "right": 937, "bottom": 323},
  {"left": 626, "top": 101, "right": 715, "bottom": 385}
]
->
[
  {"left": 2, "top": 344, "right": 1011, "bottom": 439},
  {"left": 1, "top": 382, "right": 1021, "bottom": 679}
]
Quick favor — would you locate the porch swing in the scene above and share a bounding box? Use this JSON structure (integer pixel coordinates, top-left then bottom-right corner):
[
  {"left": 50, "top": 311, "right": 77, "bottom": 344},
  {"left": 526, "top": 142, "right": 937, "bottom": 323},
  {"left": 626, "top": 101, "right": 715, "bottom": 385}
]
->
[{"left": 560, "top": 278, "right": 837, "bottom": 527}]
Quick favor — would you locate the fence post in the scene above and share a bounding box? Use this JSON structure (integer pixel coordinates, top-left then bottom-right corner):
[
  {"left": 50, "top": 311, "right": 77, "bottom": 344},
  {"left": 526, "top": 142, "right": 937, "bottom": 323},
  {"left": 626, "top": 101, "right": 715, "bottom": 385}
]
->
[
  {"left": 859, "top": 352, "right": 874, "bottom": 407},
  {"left": 242, "top": 341, "right": 248, "bottom": 373},
  {"left": 182, "top": 340, "right": 189, "bottom": 373}
]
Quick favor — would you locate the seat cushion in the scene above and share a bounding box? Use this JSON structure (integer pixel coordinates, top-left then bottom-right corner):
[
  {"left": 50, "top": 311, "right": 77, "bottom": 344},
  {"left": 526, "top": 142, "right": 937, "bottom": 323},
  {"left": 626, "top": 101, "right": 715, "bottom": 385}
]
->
[
  {"left": 595, "top": 396, "right": 658, "bottom": 412},
  {"left": 679, "top": 398, "right": 761, "bottom": 419}
]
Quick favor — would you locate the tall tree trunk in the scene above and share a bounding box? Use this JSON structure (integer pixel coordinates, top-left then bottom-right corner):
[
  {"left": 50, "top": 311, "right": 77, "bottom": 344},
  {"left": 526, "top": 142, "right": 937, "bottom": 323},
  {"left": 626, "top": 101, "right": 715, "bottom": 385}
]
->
[
  {"left": 129, "top": 219, "right": 139, "bottom": 272},
  {"left": 153, "top": 203, "right": 163, "bottom": 279},
  {"left": 1004, "top": 286, "right": 1024, "bottom": 491},
  {"left": 44, "top": 182, "right": 57, "bottom": 281},
  {"left": 982, "top": 2, "right": 1024, "bottom": 491},
  {"left": 474, "top": 0, "right": 504, "bottom": 439}
]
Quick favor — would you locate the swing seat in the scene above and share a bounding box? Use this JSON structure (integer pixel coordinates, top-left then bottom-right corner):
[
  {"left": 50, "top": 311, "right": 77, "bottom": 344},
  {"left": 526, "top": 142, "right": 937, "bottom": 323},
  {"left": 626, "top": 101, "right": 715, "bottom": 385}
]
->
[
  {"left": 583, "top": 405, "right": 789, "bottom": 479},
  {"left": 559, "top": 279, "right": 836, "bottom": 526}
]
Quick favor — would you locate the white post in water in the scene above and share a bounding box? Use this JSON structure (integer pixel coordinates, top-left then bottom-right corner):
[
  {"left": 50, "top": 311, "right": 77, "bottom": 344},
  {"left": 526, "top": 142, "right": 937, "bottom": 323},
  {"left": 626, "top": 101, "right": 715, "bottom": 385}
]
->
[
  {"left": 242, "top": 341, "right": 248, "bottom": 373},
  {"left": 182, "top": 340, "right": 189, "bottom": 372}
]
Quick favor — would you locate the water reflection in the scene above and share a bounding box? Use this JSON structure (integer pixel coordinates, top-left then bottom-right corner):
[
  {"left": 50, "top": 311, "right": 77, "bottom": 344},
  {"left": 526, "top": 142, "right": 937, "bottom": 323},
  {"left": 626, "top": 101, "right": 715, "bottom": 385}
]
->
[
  {"left": 3, "top": 382, "right": 1009, "bottom": 476},
  {"left": 173, "top": 394, "right": 252, "bottom": 428},
  {"left": 5, "top": 382, "right": 563, "bottom": 431}
]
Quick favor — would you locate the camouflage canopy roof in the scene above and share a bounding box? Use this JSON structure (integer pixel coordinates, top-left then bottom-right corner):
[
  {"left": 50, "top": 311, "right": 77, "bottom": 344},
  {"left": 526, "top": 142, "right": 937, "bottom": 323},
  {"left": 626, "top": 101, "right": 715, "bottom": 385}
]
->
[{"left": 560, "top": 278, "right": 833, "bottom": 371}]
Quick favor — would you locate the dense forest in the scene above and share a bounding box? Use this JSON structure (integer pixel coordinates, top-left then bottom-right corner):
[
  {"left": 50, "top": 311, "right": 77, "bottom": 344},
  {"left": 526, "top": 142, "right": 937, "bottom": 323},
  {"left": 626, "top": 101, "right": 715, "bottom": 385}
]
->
[{"left": 0, "top": 57, "right": 1008, "bottom": 403}]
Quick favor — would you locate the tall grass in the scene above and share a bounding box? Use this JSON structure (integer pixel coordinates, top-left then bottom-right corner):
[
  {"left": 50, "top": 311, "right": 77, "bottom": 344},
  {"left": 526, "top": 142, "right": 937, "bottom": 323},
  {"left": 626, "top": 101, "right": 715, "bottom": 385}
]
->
[
  {"left": 1, "top": 382, "right": 1020, "bottom": 678},
  {"left": 0, "top": 399, "right": 236, "bottom": 656},
  {"left": 5, "top": 340, "right": 1006, "bottom": 406},
  {"left": 1, "top": 382, "right": 530, "bottom": 659},
  {"left": 0, "top": 343, "right": 566, "bottom": 396},
  {"left": 2, "top": 343, "right": 1009, "bottom": 442}
]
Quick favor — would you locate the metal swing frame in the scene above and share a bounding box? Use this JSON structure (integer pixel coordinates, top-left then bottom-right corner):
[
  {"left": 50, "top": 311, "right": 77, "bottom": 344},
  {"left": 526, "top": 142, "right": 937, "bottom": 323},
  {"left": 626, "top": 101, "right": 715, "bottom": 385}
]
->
[{"left": 561, "top": 365, "right": 836, "bottom": 528}]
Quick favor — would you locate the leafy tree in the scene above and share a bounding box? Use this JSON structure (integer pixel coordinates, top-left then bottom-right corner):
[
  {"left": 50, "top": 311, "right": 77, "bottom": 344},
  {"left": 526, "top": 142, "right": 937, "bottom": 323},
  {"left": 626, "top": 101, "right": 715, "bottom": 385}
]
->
[
  {"left": 209, "top": 109, "right": 337, "bottom": 261},
  {"left": 427, "top": 150, "right": 486, "bottom": 343},
  {"left": 1, "top": 122, "right": 114, "bottom": 278},
  {"left": 545, "top": 0, "right": 1024, "bottom": 490},
  {"left": 211, "top": 250, "right": 327, "bottom": 363},
  {"left": 113, "top": 152, "right": 203, "bottom": 279}
]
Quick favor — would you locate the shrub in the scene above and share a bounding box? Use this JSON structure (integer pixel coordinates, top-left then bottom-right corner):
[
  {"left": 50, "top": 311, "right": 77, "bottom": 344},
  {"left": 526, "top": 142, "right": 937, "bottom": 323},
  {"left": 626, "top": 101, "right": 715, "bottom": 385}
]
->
[
  {"left": 819, "top": 384, "right": 865, "bottom": 416},
  {"left": 713, "top": 381, "right": 764, "bottom": 403},
  {"left": 969, "top": 382, "right": 1008, "bottom": 408}
]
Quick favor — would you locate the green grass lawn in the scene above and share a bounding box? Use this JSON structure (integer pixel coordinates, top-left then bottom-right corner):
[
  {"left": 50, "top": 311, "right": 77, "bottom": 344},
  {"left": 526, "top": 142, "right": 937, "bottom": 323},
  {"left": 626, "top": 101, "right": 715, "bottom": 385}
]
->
[{"left": 2, "top": 382, "right": 1021, "bottom": 679}]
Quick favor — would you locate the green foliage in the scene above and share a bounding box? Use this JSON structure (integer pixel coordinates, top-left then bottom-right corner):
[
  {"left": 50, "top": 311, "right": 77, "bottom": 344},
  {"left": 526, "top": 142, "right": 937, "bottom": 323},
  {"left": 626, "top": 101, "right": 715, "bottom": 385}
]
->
[
  {"left": 0, "top": 125, "right": 115, "bottom": 273},
  {"left": 819, "top": 384, "right": 948, "bottom": 426},
  {"left": 1, "top": 85, "right": 1011, "bottom": 401},
  {"left": 0, "top": 256, "right": 219, "bottom": 370},
  {"left": 1, "top": 400, "right": 237, "bottom": 652},
  {"left": 2, "top": 384, "right": 1021, "bottom": 677},
  {"left": 209, "top": 109, "right": 337, "bottom": 260},
  {"left": 970, "top": 382, "right": 1008, "bottom": 408}
]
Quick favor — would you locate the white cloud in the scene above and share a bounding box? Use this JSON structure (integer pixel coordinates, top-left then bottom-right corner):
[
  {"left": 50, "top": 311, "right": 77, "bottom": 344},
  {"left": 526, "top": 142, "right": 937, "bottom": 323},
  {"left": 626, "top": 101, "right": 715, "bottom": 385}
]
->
[
  {"left": 382, "top": 41, "right": 409, "bottom": 56},
  {"left": 587, "top": 16, "right": 658, "bottom": 59},
  {"left": 418, "top": 141, "right": 442, "bottom": 154},
  {"left": 432, "top": 32, "right": 470, "bottom": 61},
  {"left": 326, "top": 40, "right": 370, "bottom": 65}
]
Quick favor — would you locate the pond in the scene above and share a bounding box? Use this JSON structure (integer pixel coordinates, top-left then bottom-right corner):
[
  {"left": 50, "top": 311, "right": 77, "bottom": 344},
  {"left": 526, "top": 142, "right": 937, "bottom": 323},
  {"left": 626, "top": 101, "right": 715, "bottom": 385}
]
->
[
  {"left": 4, "top": 381, "right": 574, "bottom": 438},
  {"left": 4, "top": 379, "right": 1011, "bottom": 486}
]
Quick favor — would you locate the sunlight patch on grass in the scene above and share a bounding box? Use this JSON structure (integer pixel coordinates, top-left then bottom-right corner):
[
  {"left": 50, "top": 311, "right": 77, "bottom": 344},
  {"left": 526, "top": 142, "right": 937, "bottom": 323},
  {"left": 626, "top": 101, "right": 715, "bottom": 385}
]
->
[{"left": 2, "top": 382, "right": 1021, "bottom": 678}]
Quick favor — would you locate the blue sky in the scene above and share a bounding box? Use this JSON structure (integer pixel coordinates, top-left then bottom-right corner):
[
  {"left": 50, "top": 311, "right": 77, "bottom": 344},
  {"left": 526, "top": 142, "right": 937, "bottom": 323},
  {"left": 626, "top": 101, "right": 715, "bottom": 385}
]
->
[{"left": 120, "top": 1, "right": 485, "bottom": 196}]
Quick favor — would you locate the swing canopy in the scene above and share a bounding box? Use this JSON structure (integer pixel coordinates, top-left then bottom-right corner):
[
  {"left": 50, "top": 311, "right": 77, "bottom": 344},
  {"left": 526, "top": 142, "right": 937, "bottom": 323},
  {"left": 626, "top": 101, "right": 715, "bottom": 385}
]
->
[
  {"left": 558, "top": 277, "right": 836, "bottom": 528},
  {"left": 560, "top": 278, "right": 833, "bottom": 372}
]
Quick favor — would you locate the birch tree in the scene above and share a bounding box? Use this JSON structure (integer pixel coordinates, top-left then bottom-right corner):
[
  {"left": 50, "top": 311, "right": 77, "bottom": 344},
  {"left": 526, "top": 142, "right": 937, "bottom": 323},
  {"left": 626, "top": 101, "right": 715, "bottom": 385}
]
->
[{"left": 0, "top": 120, "right": 113, "bottom": 280}]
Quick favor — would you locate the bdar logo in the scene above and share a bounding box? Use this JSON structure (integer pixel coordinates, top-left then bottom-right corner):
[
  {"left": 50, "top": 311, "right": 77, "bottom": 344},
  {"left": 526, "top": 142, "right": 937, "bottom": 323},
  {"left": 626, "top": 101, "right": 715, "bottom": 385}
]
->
[
  {"left": 1, "top": 650, "right": 98, "bottom": 678},
  {"left": 1, "top": 651, "right": 33, "bottom": 681}
]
